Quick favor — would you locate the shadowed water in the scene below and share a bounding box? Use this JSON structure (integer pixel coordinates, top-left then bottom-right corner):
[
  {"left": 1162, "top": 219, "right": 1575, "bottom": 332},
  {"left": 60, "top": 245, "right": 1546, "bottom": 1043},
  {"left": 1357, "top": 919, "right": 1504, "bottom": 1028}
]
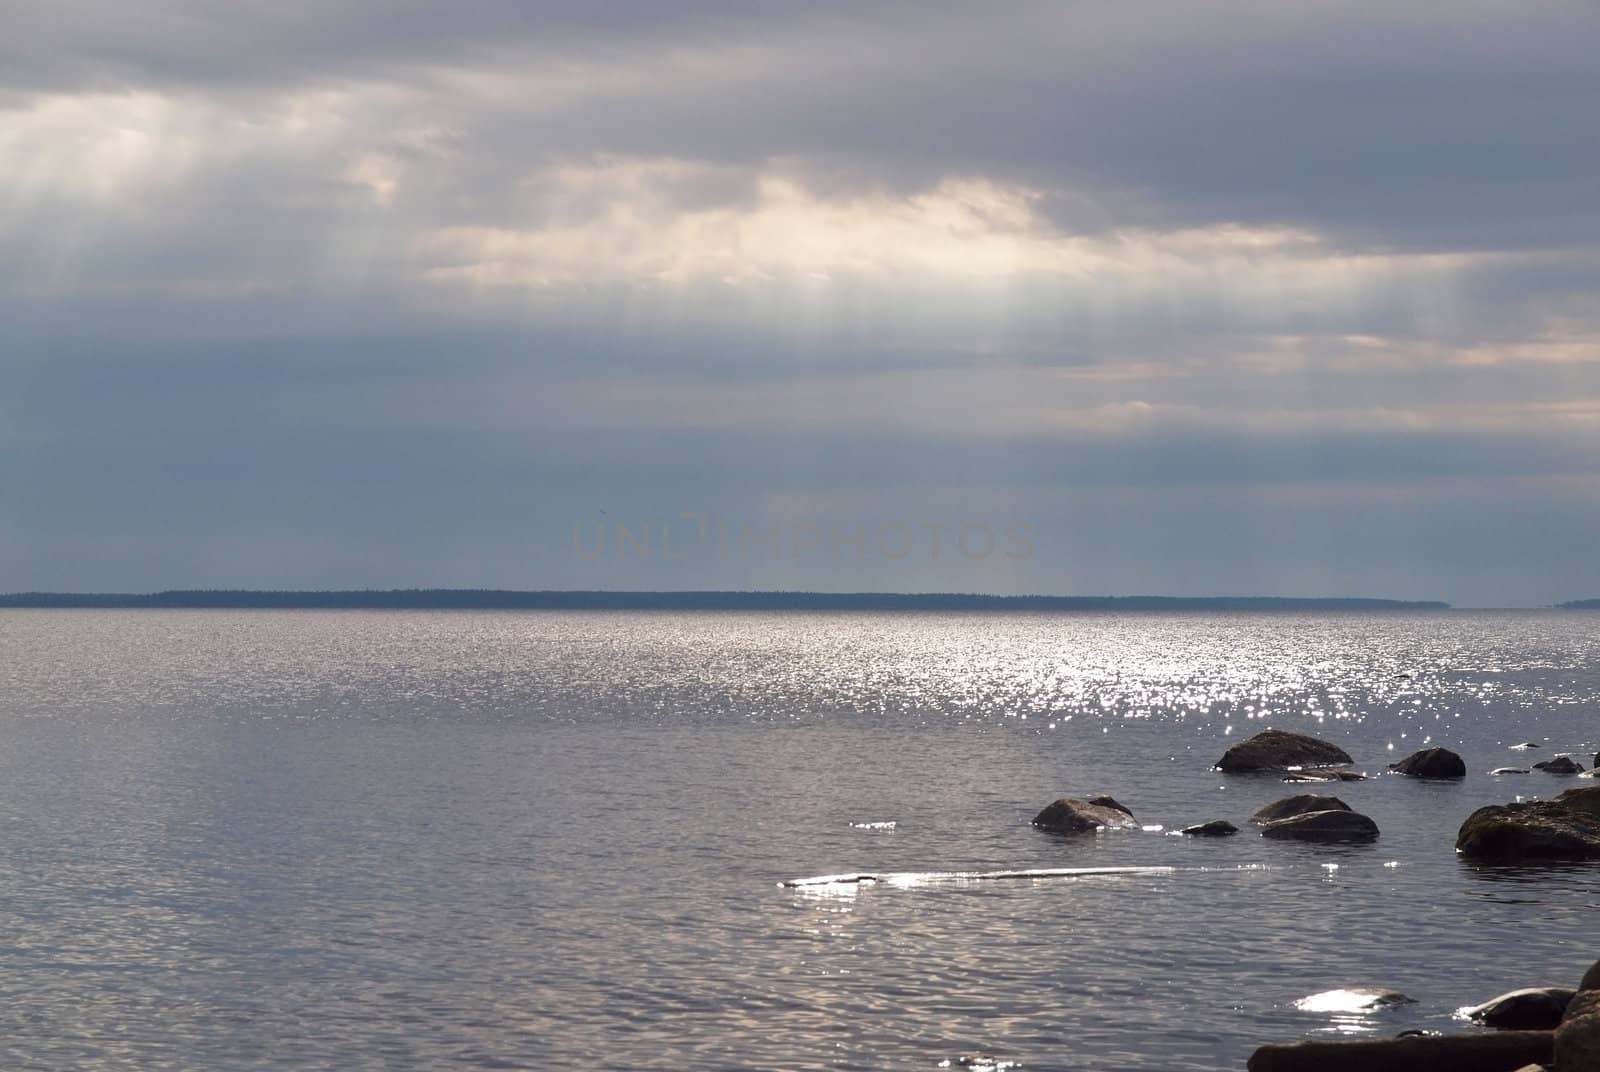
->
[{"left": 1, "top": 609, "right": 1597, "bottom": 1069}]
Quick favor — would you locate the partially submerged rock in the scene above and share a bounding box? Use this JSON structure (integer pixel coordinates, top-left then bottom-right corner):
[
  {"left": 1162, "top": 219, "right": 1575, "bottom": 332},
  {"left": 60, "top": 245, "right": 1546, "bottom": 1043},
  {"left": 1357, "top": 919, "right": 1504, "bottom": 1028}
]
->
[
  {"left": 1217, "top": 729, "right": 1353, "bottom": 773},
  {"left": 1032, "top": 797, "right": 1138, "bottom": 834},
  {"left": 1252, "top": 795, "right": 1352, "bottom": 824},
  {"left": 1533, "top": 756, "right": 1585, "bottom": 774},
  {"left": 1295, "top": 987, "right": 1415, "bottom": 1012},
  {"left": 1282, "top": 768, "right": 1367, "bottom": 783},
  {"left": 1389, "top": 747, "right": 1466, "bottom": 779},
  {"left": 1456, "top": 786, "right": 1600, "bottom": 860},
  {"left": 1464, "top": 986, "right": 1575, "bottom": 1029},
  {"left": 1180, "top": 819, "right": 1238, "bottom": 837},
  {"left": 1085, "top": 795, "right": 1134, "bottom": 817},
  {"left": 1261, "top": 809, "right": 1379, "bottom": 842}
]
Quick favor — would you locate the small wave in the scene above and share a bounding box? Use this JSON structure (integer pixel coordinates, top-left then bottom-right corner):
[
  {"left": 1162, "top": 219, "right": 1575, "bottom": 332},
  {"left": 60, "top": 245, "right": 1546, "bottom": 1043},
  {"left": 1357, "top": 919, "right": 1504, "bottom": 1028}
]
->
[{"left": 847, "top": 820, "right": 897, "bottom": 830}]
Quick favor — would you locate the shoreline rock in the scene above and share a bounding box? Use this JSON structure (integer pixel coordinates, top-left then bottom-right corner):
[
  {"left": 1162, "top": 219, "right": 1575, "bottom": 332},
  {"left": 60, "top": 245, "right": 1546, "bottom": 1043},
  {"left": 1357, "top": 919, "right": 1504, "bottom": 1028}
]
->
[
  {"left": 1248, "top": 1031, "right": 1553, "bottom": 1072},
  {"left": 1464, "top": 987, "right": 1575, "bottom": 1029}
]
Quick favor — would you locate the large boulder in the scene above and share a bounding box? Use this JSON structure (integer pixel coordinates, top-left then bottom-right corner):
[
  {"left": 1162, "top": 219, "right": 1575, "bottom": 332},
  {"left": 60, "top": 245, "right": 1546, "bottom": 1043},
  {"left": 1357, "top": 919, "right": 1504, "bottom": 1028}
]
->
[
  {"left": 1217, "top": 729, "right": 1353, "bottom": 773},
  {"left": 1464, "top": 987, "right": 1575, "bottom": 1029},
  {"left": 1555, "top": 990, "right": 1600, "bottom": 1072},
  {"left": 1252, "top": 795, "right": 1352, "bottom": 824},
  {"left": 1389, "top": 747, "right": 1466, "bottom": 779},
  {"left": 1032, "top": 797, "right": 1138, "bottom": 834},
  {"left": 1456, "top": 786, "right": 1600, "bottom": 860},
  {"left": 1533, "top": 756, "right": 1585, "bottom": 775},
  {"left": 1260, "top": 809, "right": 1379, "bottom": 842}
]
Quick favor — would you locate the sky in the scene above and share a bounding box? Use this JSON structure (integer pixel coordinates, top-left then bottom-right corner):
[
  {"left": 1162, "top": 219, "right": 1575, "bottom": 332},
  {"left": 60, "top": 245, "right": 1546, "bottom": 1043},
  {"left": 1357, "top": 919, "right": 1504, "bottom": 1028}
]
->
[{"left": 3, "top": 1, "right": 1599, "bottom": 606}]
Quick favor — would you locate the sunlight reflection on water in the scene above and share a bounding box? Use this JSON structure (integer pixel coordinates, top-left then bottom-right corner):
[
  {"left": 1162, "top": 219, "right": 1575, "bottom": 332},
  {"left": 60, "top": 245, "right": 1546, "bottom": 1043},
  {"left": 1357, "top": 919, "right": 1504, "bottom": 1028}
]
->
[{"left": 0, "top": 609, "right": 1598, "bottom": 1070}]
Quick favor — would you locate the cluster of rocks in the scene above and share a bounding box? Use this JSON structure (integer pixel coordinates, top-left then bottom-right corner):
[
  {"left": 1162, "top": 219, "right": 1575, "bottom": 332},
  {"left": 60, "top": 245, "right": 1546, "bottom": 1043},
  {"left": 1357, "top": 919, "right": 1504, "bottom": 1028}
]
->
[
  {"left": 1032, "top": 728, "right": 1600, "bottom": 857},
  {"left": 1028, "top": 727, "right": 1600, "bottom": 1068},
  {"left": 1248, "top": 959, "right": 1600, "bottom": 1071},
  {"left": 1034, "top": 730, "right": 1392, "bottom": 843},
  {"left": 1495, "top": 744, "right": 1595, "bottom": 777}
]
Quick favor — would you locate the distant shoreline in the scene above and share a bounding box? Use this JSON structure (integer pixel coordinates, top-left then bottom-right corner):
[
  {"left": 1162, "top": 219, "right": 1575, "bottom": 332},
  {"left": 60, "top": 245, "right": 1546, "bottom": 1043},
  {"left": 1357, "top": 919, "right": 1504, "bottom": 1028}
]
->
[{"left": 0, "top": 589, "right": 1455, "bottom": 611}]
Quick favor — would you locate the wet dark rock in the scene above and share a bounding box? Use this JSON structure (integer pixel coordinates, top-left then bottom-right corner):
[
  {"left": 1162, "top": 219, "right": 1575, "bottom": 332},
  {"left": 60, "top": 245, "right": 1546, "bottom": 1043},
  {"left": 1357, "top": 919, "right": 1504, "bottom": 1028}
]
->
[
  {"left": 1580, "top": 957, "right": 1600, "bottom": 992},
  {"left": 1491, "top": 767, "right": 1531, "bottom": 775},
  {"left": 1032, "top": 797, "right": 1138, "bottom": 834},
  {"left": 1556, "top": 990, "right": 1600, "bottom": 1072},
  {"left": 1281, "top": 768, "right": 1367, "bottom": 783},
  {"left": 1260, "top": 809, "right": 1379, "bottom": 842},
  {"left": 1389, "top": 747, "right": 1466, "bottom": 779},
  {"left": 1251, "top": 795, "right": 1352, "bottom": 825},
  {"left": 1464, "top": 987, "right": 1575, "bottom": 1029},
  {"left": 1085, "top": 795, "right": 1134, "bottom": 817},
  {"left": 1216, "top": 729, "right": 1354, "bottom": 773},
  {"left": 1533, "top": 755, "right": 1585, "bottom": 774},
  {"left": 1180, "top": 820, "right": 1238, "bottom": 837},
  {"left": 1456, "top": 786, "right": 1600, "bottom": 860},
  {"left": 1248, "top": 1031, "right": 1553, "bottom": 1072}
]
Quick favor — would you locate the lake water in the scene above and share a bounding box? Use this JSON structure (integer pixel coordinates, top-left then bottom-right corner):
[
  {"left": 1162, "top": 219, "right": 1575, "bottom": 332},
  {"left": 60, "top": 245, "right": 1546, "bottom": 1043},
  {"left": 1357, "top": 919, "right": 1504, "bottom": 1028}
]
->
[{"left": 1, "top": 609, "right": 1598, "bottom": 1070}]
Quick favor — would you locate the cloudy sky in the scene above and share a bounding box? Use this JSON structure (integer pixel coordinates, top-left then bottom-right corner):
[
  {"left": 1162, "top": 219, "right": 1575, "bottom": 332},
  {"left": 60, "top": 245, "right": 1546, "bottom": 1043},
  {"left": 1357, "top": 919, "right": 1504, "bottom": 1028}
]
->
[{"left": 4, "top": 1, "right": 1599, "bottom": 605}]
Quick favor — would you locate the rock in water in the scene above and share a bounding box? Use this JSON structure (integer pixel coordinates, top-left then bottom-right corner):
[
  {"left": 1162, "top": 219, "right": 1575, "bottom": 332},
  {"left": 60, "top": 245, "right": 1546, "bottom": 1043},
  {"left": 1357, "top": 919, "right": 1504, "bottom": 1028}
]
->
[
  {"left": 1389, "top": 747, "right": 1467, "bottom": 779},
  {"left": 1180, "top": 820, "right": 1239, "bottom": 837},
  {"left": 1533, "top": 756, "right": 1585, "bottom": 774},
  {"left": 1032, "top": 797, "right": 1138, "bottom": 834},
  {"left": 1295, "top": 987, "right": 1416, "bottom": 1012},
  {"left": 1465, "top": 987, "right": 1576, "bottom": 1029},
  {"left": 1252, "top": 795, "right": 1353, "bottom": 824},
  {"left": 1260, "top": 809, "right": 1380, "bottom": 842},
  {"left": 1086, "top": 795, "right": 1134, "bottom": 817},
  {"left": 1456, "top": 786, "right": 1600, "bottom": 860},
  {"left": 1216, "top": 729, "right": 1354, "bottom": 773},
  {"left": 1281, "top": 768, "right": 1367, "bottom": 783},
  {"left": 1556, "top": 990, "right": 1600, "bottom": 1072}
]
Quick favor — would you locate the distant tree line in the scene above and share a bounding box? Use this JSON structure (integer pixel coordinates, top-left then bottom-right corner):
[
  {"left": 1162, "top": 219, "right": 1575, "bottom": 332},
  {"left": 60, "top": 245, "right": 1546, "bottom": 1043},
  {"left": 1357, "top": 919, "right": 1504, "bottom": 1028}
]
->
[{"left": 0, "top": 589, "right": 1452, "bottom": 610}]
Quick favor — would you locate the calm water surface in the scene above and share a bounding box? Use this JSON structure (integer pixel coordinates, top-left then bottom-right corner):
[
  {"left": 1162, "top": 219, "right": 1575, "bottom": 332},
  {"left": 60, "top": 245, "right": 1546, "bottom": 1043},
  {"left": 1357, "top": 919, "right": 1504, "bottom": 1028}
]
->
[{"left": 1, "top": 609, "right": 1598, "bottom": 1070}]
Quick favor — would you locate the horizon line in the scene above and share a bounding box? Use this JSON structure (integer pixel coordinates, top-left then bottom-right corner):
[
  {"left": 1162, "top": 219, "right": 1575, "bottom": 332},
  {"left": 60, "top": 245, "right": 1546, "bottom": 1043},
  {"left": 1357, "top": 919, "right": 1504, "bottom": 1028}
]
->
[{"left": 0, "top": 587, "right": 1482, "bottom": 610}]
